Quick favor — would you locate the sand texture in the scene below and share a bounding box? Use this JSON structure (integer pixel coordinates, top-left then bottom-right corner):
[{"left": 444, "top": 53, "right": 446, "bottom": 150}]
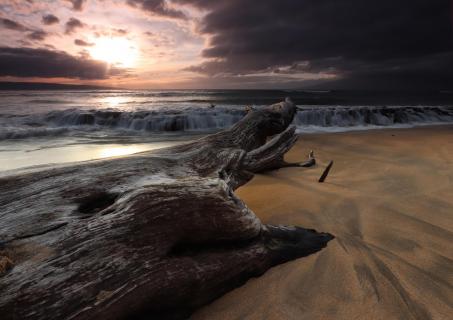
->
[{"left": 193, "top": 126, "right": 453, "bottom": 320}]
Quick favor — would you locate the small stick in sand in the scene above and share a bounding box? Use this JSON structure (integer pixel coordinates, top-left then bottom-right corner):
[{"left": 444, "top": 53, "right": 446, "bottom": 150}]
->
[{"left": 318, "top": 160, "right": 334, "bottom": 183}]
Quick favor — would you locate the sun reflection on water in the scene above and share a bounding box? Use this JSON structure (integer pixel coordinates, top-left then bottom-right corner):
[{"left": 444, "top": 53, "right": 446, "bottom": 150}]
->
[{"left": 101, "top": 96, "right": 130, "bottom": 108}]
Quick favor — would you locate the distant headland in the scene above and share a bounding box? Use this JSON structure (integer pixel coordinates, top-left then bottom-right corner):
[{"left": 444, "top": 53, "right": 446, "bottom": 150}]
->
[{"left": 0, "top": 82, "right": 118, "bottom": 90}]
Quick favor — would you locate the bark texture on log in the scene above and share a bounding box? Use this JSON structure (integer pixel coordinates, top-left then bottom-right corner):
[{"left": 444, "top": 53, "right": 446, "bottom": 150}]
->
[{"left": 0, "top": 98, "right": 333, "bottom": 320}]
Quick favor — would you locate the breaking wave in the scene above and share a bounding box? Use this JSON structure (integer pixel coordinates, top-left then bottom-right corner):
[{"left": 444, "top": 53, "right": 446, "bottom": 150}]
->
[
  {"left": 1, "top": 105, "right": 453, "bottom": 140},
  {"left": 294, "top": 105, "right": 453, "bottom": 132}
]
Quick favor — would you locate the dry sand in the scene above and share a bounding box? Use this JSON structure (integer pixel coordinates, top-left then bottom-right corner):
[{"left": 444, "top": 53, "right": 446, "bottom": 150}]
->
[{"left": 193, "top": 126, "right": 453, "bottom": 320}]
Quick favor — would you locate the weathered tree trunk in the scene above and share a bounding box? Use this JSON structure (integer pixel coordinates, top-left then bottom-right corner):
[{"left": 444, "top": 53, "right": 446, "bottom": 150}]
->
[{"left": 0, "top": 98, "right": 333, "bottom": 320}]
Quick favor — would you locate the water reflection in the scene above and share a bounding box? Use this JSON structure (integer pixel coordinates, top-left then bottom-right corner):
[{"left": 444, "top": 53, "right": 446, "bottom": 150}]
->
[
  {"left": 99, "top": 96, "right": 137, "bottom": 109},
  {"left": 0, "top": 141, "right": 184, "bottom": 172},
  {"left": 98, "top": 145, "right": 149, "bottom": 158}
]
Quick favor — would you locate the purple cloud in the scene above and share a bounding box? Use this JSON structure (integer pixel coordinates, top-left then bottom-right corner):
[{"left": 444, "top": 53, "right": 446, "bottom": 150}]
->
[
  {"left": 127, "top": 0, "right": 186, "bottom": 19},
  {"left": 65, "top": 17, "right": 85, "bottom": 34},
  {"left": 27, "top": 30, "right": 48, "bottom": 41},
  {"left": 42, "top": 14, "right": 60, "bottom": 25},
  {"left": 0, "top": 18, "right": 29, "bottom": 32},
  {"left": 74, "top": 39, "right": 94, "bottom": 46},
  {"left": 66, "top": 0, "right": 86, "bottom": 11}
]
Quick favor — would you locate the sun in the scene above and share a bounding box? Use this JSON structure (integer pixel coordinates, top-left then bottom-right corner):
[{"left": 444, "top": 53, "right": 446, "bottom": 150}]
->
[{"left": 90, "top": 37, "right": 138, "bottom": 68}]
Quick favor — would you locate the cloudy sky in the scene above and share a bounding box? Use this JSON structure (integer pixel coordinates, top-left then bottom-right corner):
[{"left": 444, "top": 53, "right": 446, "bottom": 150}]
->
[{"left": 0, "top": 0, "right": 452, "bottom": 89}]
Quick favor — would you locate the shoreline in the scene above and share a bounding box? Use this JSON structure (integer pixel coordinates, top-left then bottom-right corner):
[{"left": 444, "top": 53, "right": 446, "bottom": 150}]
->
[
  {"left": 2, "top": 124, "right": 453, "bottom": 174},
  {"left": 193, "top": 125, "right": 453, "bottom": 319},
  {"left": 296, "top": 122, "right": 453, "bottom": 135}
]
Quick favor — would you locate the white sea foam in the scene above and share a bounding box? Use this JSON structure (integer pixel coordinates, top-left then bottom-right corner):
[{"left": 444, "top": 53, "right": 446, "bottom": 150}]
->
[
  {"left": 1, "top": 89, "right": 452, "bottom": 140},
  {"left": 1, "top": 105, "right": 452, "bottom": 140}
]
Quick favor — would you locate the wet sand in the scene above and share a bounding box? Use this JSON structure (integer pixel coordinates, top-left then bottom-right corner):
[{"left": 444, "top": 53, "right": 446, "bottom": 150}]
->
[
  {"left": 0, "top": 138, "right": 192, "bottom": 172},
  {"left": 193, "top": 126, "right": 453, "bottom": 320}
]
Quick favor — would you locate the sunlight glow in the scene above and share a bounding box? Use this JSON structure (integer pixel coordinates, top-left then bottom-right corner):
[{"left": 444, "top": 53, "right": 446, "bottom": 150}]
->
[
  {"left": 90, "top": 37, "right": 139, "bottom": 68},
  {"left": 101, "top": 96, "right": 129, "bottom": 108}
]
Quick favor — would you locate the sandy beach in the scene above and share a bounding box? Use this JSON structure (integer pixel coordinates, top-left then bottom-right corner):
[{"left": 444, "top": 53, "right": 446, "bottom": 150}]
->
[{"left": 193, "top": 126, "right": 453, "bottom": 320}]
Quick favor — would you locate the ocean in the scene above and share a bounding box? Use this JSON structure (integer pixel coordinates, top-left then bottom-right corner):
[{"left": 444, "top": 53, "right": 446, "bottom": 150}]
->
[{"left": 1, "top": 89, "right": 452, "bottom": 172}]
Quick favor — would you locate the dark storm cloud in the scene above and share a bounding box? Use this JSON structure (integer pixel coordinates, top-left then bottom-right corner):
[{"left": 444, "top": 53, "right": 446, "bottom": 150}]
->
[
  {"left": 175, "top": 0, "right": 453, "bottom": 89},
  {"left": 74, "top": 39, "right": 94, "bottom": 46},
  {"left": 0, "top": 47, "right": 124, "bottom": 79},
  {"left": 65, "top": 17, "right": 84, "bottom": 34},
  {"left": 127, "top": 0, "right": 186, "bottom": 19},
  {"left": 66, "top": 0, "right": 86, "bottom": 11},
  {"left": 0, "top": 18, "right": 29, "bottom": 32},
  {"left": 42, "top": 14, "right": 60, "bottom": 25},
  {"left": 26, "top": 30, "right": 48, "bottom": 41}
]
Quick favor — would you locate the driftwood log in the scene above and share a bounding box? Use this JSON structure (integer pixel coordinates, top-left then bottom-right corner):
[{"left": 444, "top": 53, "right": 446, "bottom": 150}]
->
[{"left": 0, "top": 98, "right": 333, "bottom": 320}]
